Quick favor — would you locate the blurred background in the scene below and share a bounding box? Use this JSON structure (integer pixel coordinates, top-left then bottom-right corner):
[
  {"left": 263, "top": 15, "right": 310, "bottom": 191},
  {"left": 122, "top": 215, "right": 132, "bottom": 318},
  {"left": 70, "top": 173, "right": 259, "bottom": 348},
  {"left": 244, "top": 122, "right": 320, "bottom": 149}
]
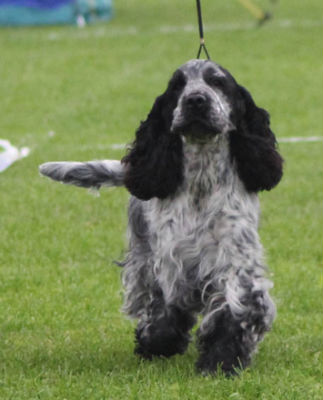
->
[
  {"left": 0, "top": 0, "right": 321, "bottom": 149},
  {"left": 0, "top": 0, "right": 113, "bottom": 26}
]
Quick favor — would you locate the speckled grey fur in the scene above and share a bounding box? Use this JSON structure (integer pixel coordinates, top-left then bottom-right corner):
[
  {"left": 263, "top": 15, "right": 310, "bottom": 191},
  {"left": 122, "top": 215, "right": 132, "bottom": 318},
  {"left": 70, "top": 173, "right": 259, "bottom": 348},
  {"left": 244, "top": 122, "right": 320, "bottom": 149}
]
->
[{"left": 122, "top": 133, "right": 275, "bottom": 343}]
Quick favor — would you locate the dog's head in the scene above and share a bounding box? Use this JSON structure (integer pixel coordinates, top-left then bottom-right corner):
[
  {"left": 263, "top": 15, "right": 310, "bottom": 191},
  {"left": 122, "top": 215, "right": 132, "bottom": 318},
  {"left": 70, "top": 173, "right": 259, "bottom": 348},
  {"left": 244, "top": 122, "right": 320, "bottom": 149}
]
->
[
  {"left": 123, "top": 59, "right": 283, "bottom": 200},
  {"left": 171, "top": 59, "right": 236, "bottom": 142}
]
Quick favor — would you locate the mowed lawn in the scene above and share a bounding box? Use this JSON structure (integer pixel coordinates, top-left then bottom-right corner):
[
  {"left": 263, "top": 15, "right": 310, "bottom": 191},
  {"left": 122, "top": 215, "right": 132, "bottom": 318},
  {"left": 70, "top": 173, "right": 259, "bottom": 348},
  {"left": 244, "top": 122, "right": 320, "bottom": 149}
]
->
[{"left": 0, "top": 0, "right": 322, "bottom": 398}]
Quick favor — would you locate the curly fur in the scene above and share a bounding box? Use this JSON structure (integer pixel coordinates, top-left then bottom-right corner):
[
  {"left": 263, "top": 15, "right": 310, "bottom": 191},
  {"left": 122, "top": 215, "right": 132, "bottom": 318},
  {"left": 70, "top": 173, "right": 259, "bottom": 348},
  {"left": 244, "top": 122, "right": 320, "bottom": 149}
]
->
[{"left": 39, "top": 59, "right": 283, "bottom": 376}]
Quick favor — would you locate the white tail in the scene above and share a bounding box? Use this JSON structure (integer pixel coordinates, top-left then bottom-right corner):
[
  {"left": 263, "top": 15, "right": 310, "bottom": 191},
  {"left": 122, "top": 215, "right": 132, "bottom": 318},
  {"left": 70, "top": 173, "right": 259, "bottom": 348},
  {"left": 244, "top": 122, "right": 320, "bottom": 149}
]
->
[{"left": 39, "top": 160, "right": 125, "bottom": 189}]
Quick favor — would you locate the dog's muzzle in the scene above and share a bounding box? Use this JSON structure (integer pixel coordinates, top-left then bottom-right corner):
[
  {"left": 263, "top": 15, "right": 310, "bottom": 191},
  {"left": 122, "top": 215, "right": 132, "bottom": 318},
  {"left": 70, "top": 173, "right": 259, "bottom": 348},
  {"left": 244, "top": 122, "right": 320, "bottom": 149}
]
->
[
  {"left": 171, "top": 88, "right": 235, "bottom": 143},
  {"left": 172, "top": 91, "right": 221, "bottom": 140},
  {"left": 183, "top": 92, "right": 209, "bottom": 113}
]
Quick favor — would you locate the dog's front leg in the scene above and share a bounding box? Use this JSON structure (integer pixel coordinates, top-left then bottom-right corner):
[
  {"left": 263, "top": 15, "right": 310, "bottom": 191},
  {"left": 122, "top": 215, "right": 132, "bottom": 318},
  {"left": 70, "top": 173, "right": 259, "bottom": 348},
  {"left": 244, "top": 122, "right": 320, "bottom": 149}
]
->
[
  {"left": 135, "top": 293, "right": 196, "bottom": 360},
  {"left": 196, "top": 272, "right": 276, "bottom": 376}
]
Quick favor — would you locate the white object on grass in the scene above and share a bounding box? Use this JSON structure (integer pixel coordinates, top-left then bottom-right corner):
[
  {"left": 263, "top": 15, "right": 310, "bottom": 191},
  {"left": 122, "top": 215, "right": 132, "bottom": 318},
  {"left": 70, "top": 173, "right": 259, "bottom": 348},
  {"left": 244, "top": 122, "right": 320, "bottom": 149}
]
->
[
  {"left": 278, "top": 136, "right": 323, "bottom": 143},
  {"left": 0, "top": 139, "right": 30, "bottom": 173}
]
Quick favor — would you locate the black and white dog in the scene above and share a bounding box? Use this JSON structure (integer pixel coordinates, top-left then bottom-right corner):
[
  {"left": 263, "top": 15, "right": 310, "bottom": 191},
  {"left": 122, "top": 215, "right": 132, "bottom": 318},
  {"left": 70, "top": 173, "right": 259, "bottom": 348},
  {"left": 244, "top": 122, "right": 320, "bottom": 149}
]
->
[{"left": 40, "top": 59, "right": 283, "bottom": 375}]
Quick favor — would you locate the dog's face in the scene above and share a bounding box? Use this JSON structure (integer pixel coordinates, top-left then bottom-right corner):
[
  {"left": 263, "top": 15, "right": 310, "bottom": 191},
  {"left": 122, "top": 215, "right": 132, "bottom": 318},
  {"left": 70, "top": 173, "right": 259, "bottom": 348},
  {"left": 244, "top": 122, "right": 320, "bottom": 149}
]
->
[
  {"left": 123, "top": 59, "right": 283, "bottom": 200},
  {"left": 170, "top": 60, "right": 237, "bottom": 143}
]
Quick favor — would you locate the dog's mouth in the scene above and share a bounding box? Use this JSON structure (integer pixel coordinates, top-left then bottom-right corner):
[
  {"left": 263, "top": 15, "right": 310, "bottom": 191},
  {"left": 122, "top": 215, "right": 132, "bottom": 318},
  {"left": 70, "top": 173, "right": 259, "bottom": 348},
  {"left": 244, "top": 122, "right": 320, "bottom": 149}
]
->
[{"left": 171, "top": 118, "right": 221, "bottom": 143}]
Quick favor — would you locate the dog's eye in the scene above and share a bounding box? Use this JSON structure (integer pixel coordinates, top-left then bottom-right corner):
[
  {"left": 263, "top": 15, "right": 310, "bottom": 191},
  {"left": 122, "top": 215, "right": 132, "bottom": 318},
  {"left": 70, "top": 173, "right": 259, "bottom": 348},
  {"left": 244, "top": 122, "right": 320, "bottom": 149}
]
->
[
  {"left": 169, "top": 71, "right": 186, "bottom": 92},
  {"left": 208, "top": 75, "right": 226, "bottom": 88}
]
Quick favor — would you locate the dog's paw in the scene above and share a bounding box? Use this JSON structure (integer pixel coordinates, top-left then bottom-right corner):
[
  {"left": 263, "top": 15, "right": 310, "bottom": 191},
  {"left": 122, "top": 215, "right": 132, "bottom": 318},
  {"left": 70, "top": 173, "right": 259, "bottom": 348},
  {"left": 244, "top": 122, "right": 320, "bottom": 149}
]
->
[
  {"left": 196, "top": 338, "right": 250, "bottom": 377},
  {"left": 196, "top": 354, "right": 242, "bottom": 377},
  {"left": 134, "top": 323, "right": 190, "bottom": 359}
]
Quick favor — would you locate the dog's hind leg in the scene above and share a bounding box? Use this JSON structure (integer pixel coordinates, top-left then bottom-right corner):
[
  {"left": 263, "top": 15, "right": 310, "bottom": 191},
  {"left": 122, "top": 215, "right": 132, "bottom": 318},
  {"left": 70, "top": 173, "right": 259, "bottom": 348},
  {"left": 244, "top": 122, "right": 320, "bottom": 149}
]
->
[
  {"left": 196, "top": 271, "right": 276, "bottom": 375},
  {"left": 121, "top": 197, "right": 154, "bottom": 319}
]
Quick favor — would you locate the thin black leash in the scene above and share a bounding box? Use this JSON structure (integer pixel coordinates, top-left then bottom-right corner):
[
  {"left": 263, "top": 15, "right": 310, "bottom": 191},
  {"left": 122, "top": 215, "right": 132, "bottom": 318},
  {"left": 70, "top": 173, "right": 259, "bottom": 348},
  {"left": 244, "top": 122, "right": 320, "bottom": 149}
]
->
[{"left": 196, "top": 0, "right": 211, "bottom": 60}]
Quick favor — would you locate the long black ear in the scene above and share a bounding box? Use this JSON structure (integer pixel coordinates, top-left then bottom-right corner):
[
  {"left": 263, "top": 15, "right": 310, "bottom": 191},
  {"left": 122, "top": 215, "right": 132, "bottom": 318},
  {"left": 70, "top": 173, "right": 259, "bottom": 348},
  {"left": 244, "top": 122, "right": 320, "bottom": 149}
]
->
[
  {"left": 229, "top": 86, "right": 283, "bottom": 192},
  {"left": 122, "top": 93, "right": 184, "bottom": 200}
]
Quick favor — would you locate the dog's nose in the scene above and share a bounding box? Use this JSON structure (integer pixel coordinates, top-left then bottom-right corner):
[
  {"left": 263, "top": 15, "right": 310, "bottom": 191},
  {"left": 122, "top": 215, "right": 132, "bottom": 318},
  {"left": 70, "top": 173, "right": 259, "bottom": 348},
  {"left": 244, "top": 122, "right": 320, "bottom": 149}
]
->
[{"left": 185, "top": 93, "right": 208, "bottom": 110}]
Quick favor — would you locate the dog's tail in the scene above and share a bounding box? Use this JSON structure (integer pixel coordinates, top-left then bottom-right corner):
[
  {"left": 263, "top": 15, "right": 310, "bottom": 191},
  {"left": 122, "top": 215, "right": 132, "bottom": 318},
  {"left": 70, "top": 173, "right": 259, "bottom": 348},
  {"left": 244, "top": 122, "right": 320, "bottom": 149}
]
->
[{"left": 39, "top": 160, "right": 125, "bottom": 189}]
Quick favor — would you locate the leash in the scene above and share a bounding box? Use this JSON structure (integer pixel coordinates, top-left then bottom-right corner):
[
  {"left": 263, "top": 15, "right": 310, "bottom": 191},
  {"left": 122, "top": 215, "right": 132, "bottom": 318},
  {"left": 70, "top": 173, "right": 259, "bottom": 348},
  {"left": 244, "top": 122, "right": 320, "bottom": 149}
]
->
[{"left": 196, "top": 0, "right": 211, "bottom": 60}]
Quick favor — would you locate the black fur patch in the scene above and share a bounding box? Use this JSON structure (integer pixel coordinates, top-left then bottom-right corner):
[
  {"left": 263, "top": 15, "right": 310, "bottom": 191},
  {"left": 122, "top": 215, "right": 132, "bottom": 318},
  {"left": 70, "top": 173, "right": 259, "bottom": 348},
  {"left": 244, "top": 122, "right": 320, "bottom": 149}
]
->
[
  {"left": 122, "top": 72, "right": 186, "bottom": 200},
  {"left": 135, "top": 305, "right": 196, "bottom": 359},
  {"left": 196, "top": 306, "right": 251, "bottom": 376},
  {"left": 229, "top": 86, "right": 283, "bottom": 192}
]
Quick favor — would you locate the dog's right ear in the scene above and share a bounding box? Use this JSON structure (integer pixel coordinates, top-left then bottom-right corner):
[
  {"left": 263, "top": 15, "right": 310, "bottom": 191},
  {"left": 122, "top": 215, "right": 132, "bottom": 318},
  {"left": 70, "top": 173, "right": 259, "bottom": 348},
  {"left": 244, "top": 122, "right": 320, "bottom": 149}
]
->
[{"left": 122, "top": 92, "right": 184, "bottom": 200}]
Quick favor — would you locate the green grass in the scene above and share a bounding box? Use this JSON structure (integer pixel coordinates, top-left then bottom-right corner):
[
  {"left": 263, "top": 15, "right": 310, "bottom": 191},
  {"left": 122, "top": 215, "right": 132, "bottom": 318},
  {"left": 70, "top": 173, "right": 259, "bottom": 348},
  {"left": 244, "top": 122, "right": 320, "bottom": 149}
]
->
[{"left": 0, "top": 0, "right": 322, "bottom": 398}]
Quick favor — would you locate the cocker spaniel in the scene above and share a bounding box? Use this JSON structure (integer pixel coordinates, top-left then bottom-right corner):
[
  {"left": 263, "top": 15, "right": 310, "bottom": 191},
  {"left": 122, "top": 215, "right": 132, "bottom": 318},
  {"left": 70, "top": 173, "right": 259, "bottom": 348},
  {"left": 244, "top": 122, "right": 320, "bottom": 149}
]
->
[{"left": 40, "top": 59, "right": 283, "bottom": 375}]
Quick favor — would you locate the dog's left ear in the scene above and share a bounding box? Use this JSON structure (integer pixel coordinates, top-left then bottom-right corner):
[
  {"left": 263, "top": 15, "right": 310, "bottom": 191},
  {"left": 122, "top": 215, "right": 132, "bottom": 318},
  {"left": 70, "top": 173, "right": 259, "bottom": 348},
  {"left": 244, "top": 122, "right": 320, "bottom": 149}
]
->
[
  {"left": 122, "top": 91, "right": 184, "bottom": 200},
  {"left": 229, "top": 85, "right": 283, "bottom": 192}
]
